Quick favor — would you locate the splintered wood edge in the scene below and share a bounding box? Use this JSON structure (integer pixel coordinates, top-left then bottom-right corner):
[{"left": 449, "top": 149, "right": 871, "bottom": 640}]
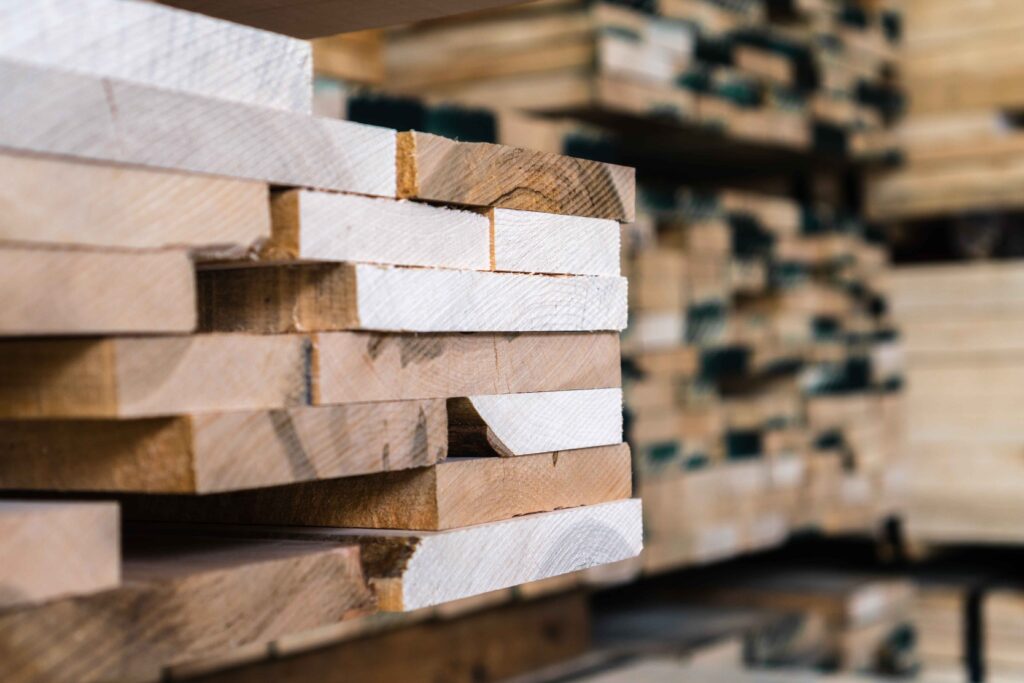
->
[{"left": 396, "top": 132, "right": 419, "bottom": 199}]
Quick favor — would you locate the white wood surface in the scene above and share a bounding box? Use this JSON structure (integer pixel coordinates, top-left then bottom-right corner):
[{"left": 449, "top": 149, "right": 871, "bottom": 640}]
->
[
  {"left": 0, "top": 0, "right": 311, "bottom": 113},
  {"left": 0, "top": 59, "right": 396, "bottom": 196},
  {"left": 491, "top": 208, "right": 621, "bottom": 276}
]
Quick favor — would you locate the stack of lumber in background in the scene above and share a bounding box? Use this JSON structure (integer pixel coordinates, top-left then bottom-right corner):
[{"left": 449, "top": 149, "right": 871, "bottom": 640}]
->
[
  {"left": 868, "top": 0, "right": 1024, "bottom": 222},
  {"left": 0, "top": 1, "right": 643, "bottom": 679}
]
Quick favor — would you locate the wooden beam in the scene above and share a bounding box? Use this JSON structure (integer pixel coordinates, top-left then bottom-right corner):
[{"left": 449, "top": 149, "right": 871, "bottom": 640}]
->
[
  {"left": 198, "top": 263, "right": 628, "bottom": 333},
  {"left": 0, "top": 0, "right": 311, "bottom": 113},
  {"left": 314, "top": 331, "right": 622, "bottom": 404},
  {"left": 265, "top": 190, "right": 489, "bottom": 269},
  {"left": 0, "top": 501, "right": 119, "bottom": 609},
  {"left": 0, "top": 332, "right": 621, "bottom": 418},
  {"left": 448, "top": 388, "right": 623, "bottom": 456},
  {"left": 154, "top": 0, "right": 535, "bottom": 39},
  {"left": 0, "top": 536, "right": 375, "bottom": 683},
  {"left": 0, "top": 246, "right": 196, "bottom": 335},
  {"left": 0, "top": 59, "right": 395, "bottom": 196},
  {"left": 0, "top": 152, "right": 269, "bottom": 256},
  {"left": 0, "top": 400, "right": 446, "bottom": 493},
  {"left": 120, "top": 444, "right": 632, "bottom": 530},
  {"left": 490, "top": 208, "right": 621, "bottom": 276},
  {"left": 397, "top": 131, "right": 635, "bottom": 221}
]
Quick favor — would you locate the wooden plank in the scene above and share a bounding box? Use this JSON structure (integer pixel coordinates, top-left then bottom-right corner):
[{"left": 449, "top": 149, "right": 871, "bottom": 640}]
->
[
  {"left": 0, "top": 335, "right": 311, "bottom": 419},
  {"left": 0, "top": 59, "right": 396, "bottom": 196},
  {"left": 0, "top": 332, "right": 621, "bottom": 417},
  {"left": 0, "top": 400, "right": 446, "bottom": 493},
  {"left": 121, "top": 444, "right": 632, "bottom": 531},
  {"left": 176, "top": 592, "right": 589, "bottom": 683},
  {"left": 315, "top": 331, "right": 622, "bottom": 404},
  {"left": 0, "top": 152, "right": 269, "bottom": 256},
  {"left": 155, "top": 0, "right": 534, "bottom": 38},
  {"left": 397, "top": 131, "right": 635, "bottom": 221},
  {"left": 0, "top": 501, "right": 119, "bottom": 609},
  {"left": 264, "top": 190, "right": 489, "bottom": 269},
  {"left": 198, "top": 263, "right": 628, "bottom": 333},
  {"left": 448, "top": 388, "right": 623, "bottom": 456},
  {"left": 0, "top": 0, "right": 311, "bottom": 113},
  {"left": 0, "top": 246, "right": 196, "bottom": 335},
  {"left": 0, "top": 536, "right": 375, "bottom": 683},
  {"left": 490, "top": 208, "right": 621, "bottom": 276}
]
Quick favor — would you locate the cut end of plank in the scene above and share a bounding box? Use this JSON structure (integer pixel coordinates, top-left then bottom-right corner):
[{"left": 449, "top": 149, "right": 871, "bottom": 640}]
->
[{"left": 396, "top": 132, "right": 419, "bottom": 199}]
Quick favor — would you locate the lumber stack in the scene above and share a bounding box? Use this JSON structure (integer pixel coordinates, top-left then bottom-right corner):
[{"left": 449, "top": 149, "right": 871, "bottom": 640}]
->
[
  {"left": 0, "top": 1, "right": 642, "bottom": 679},
  {"left": 623, "top": 188, "right": 902, "bottom": 573}
]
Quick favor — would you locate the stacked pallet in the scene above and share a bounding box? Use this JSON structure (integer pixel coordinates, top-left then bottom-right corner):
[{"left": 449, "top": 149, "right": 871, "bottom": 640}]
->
[
  {"left": 0, "top": 1, "right": 642, "bottom": 679},
  {"left": 370, "top": 0, "right": 901, "bottom": 157},
  {"left": 623, "top": 187, "right": 902, "bottom": 572}
]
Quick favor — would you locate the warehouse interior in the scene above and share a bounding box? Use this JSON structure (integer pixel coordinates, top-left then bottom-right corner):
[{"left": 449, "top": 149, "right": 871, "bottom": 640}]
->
[{"left": 3, "top": 0, "right": 1023, "bottom": 681}]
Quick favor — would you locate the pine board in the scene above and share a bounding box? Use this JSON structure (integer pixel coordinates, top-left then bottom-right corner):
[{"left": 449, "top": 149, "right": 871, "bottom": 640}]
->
[
  {"left": 122, "top": 444, "right": 631, "bottom": 531},
  {"left": 0, "top": 501, "right": 120, "bottom": 609},
  {"left": 0, "top": 0, "right": 311, "bottom": 113},
  {"left": 198, "top": 263, "right": 628, "bottom": 333},
  {"left": 0, "top": 400, "right": 446, "bottom": 493},
  {"left": 0, "top": 246, "right": 196, "bottom": 335},
  {"left": 0, "top": 59, "right": 396, "bottom": 196},
  {"left": 490, "top": 208, "right": 621, "bottom": 276}
]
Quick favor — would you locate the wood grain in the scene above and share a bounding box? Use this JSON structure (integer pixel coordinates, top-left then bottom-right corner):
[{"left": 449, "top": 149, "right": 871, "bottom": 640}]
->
[
  {"left": 0, "top": 0, "right": 311, "bottom": 113},
  {"left": 198, "top": 263, "right": 628, "bottom": 333},
  {"left": 120, "top": 444, "right": 632, "bottom": 530},
  {"left": 0, "top": 246, "right": 196, "bottom": 335},
  {"left": 314, "top": 331, "right": 622, "bottom": 404},
  {"left": 0, "top": 501, "right": 119, "bottom": 609},
  {"left": 448, "top": 388, "right": 623, "bottom": 456},
  {"left": 490, "top": 207, "right": 621, "bottom": 276},
  {"left": 0, "top": 59, "right": 395, "bottom": 196},
  {"left": 0, "top": 536, "right": 374, "bottom": 683},
  {"left": 0, "top": 152, "right": 269, "bottom": 256},
  {"left": 397, "top": 131, "right": 635, "bottom": 221},
  {"left": 265, "top": 190, "right": 488, "bottom": 269},
  {"left": 0, "top": 400, "right": 446, "bottom": 493}
]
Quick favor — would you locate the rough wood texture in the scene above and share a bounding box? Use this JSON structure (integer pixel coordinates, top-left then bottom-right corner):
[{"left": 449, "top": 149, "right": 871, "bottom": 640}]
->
[
  {"left": 121, "top": 444, "right": 632, "bottom": 530},
  {"left": 0, "top": 536, "right": 374, "bottom": 683},
  {"left": 0, "top": 152, "right": 269, "bottom": 256},
  {"left": 181, "top": 592, "right": 589, "bottom": 683},
  {"left": 155, "top": 0, "right": 535, "bottom": 39},
  {"left": 315, "top": 331, "right": 621, "bottom": 404},
  {"left": 0, "top": 246, "right": 196, "bottom": 335},
  {"left": 397, "top": 132, "right": 635, "bottom": 221},
  {"left": 0, "top": 0, "right": 311, "bottom": 113},
  {"left": 490, "top": 208, "right": 621, "bottom": 276},
  {"left": 265, "top": 190, "right": 488, "bottom": 269},
  {"left": 0, "top": 59, "right": 395, "bottom": 196},
  {"left": 198, "top": 263, "right": 628, "bottom": 333},
  {"left": 0, "top": 400, "right": 446, "bottom": 493},
  {"left": 448, "top": 388, "right": 623, "bottom": 456},
  {"left": 0, "top": 501, "right": 120, "bottom": 609},
  {"left": 0, "top": 335, "right": 311, "bottom": 419}
]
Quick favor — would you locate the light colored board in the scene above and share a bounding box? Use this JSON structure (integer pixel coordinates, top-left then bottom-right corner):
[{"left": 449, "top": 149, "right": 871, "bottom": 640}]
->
[
  {"left": 122, "top": 444, "right": 632, "bottom": 531},
  {"left": 0, "top": 246, "right": 196, "bottom": 335},
  {"left": 490, "top": 208, "right": 621, "bottom": 276},
  {"left": 448, "top": 388, "right": 623, "bottom": 456},
  {"left": 264, "top": 190, "right": 489, "bottom": 269},
  {"left": 0, "top": 152, "right": 269, "bottom": 255},
  {"left": 198, "top": 263, "right": 628, "bottom": 333},
  {"left": 0, "top": 501, "right": 119, "bottom": 609},
  {"left": 0, "top": 0, "right": 311, "bottom": 113},
  {"left": 0, "top": 400, "right": 446, "bottom": 493},
  {"left": 0, "top": 59, "right": 396, "bottom": 196},
  {"left": 315, "top": 331, "right": 621, "bottom": 404},
  {"left": 312, "top": 31, "right": 384, "bottom": 85},
  {"left": 0, "top": 334, "right": 311, "bottom": 419},
  {"left": 155, "top": 0, "right": 535, "bottom": 38},
  {"left": 397, "top": 131, "right": 635, "bottom": 221},
  {"left": 1, "top": 332, "right": 621, "bottom": 418},
  {"left": 0, "top": 537, "right": 374, "bottom": 683}
]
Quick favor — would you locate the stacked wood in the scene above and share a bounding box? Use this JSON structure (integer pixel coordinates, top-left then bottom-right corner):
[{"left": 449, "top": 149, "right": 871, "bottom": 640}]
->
[{"left": 0, "top": 1, "right": 641, "bottom": 679}]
